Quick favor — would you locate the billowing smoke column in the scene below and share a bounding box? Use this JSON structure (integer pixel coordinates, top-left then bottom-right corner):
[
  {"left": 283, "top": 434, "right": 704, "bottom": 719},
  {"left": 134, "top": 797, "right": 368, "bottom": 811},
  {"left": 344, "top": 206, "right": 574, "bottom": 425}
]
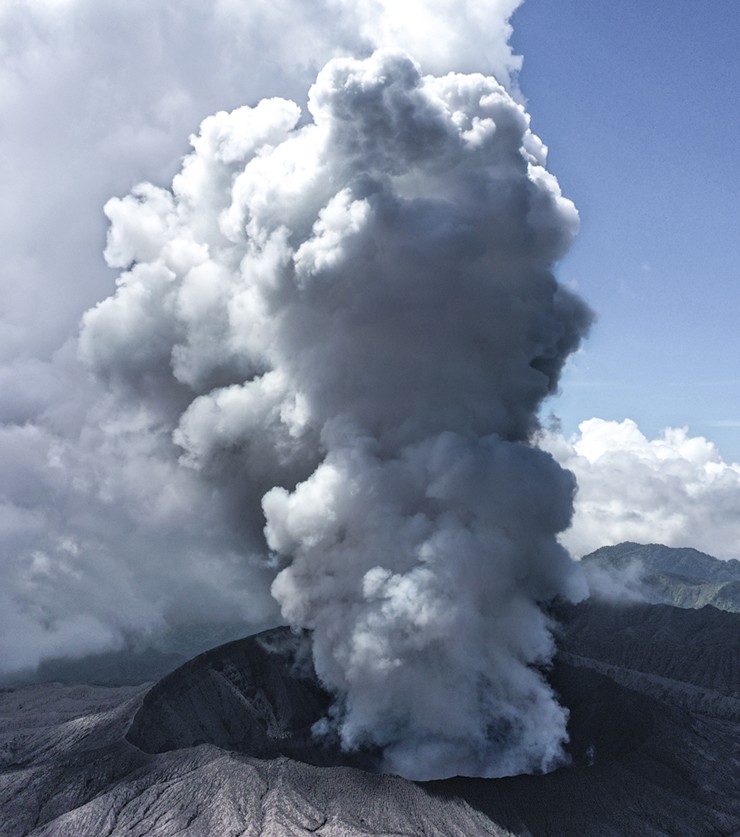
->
[{"left": 81, "top": 49, "right": 592, "bottom": 779}]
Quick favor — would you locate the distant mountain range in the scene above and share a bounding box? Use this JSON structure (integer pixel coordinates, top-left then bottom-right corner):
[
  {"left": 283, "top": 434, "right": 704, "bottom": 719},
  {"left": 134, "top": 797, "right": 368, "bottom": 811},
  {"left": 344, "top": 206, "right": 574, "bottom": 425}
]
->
[{"left": 582, "top": 541, "right": 740, "bottom": 612}]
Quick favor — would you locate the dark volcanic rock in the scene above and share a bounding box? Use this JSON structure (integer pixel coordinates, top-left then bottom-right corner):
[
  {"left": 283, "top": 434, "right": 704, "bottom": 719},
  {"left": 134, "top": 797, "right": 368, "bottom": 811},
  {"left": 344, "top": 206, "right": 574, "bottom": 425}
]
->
[
  {"left": 555, "top": 599, "right": 740, "bottom": 697},
  {"left": 429, "top": 660, "right": 739, "bottom": 836},
  {"left": 126, "top": 627, "right": 375, "bottom": 768},
  {"left": 0, "top": 682, "right": 503, "bottom": 836},
  {"left": 2, "top": 601, "right": 739, "bottom": 836}
]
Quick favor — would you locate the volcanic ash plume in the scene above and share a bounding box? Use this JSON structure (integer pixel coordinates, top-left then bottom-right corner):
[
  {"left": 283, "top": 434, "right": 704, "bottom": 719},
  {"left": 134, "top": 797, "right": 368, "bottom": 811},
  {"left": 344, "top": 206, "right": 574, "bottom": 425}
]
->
[{"left": 81, "top": 49, "right": 592, "bottom": 779}]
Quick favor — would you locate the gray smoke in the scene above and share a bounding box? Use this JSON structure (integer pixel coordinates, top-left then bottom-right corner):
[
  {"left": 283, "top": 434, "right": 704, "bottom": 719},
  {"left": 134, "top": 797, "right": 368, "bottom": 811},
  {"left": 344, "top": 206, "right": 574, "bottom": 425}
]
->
[
  {"left": 0, "top": 0, "right": 524, "bottom": 678},
  {"left": 79, "top": 48, "right": 592, "bottom": 779}
]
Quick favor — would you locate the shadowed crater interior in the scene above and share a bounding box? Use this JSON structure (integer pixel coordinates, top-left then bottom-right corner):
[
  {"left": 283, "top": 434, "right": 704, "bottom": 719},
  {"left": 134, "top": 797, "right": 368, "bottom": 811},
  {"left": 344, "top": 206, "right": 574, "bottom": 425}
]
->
[{"left": 125, "top": 627, "right": 378, "bottom": 769}]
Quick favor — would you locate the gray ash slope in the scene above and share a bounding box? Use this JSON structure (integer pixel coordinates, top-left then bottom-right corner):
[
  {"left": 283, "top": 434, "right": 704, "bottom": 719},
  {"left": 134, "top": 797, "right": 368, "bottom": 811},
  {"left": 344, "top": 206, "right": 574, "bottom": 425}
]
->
[
  {"left": 555, "top": 599, "right": 739, "bottom": 696},
  {"left": 1, "top": 602, "right": 739, "bottom": 837}
]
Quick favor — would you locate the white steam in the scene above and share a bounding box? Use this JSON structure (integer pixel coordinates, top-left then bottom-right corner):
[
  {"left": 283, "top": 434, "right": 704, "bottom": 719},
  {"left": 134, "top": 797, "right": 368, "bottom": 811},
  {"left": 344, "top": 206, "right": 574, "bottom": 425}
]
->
[
  {"left": 0, "top": 0, "right": 524, "bottom": 677},
  {"left": 79, "top": 49, "right": 592, "bottom": 779}
]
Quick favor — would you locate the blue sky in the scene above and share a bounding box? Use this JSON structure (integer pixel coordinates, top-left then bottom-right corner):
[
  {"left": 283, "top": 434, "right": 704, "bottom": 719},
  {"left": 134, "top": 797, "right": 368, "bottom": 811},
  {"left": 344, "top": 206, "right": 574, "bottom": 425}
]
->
[{"left": 512, "top": 0, "right": 740, "bottom": 459}]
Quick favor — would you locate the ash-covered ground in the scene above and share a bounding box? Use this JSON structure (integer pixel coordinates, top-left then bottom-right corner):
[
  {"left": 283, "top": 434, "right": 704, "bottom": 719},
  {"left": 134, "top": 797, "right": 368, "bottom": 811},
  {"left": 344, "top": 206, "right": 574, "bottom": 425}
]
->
[{"left": 1, "top": 597, "right": 738, "bottom": 837}]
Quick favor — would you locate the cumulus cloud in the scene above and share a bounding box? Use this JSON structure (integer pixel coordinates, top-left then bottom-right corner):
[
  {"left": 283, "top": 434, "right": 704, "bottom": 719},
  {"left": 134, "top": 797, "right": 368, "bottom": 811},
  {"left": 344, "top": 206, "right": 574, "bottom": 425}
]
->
[{"left": 543, "top": 418, "right": 740, "bottom": 561}]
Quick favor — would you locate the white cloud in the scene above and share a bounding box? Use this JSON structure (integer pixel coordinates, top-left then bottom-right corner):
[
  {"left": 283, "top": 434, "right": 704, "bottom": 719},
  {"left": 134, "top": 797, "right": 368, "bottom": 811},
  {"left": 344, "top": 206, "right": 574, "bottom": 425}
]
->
[
  {"left": 542, "top": 418, "right": 740, "bottom": 561},
  {"left": 0, "top": 0, "right": 522, "bottom": 364}
]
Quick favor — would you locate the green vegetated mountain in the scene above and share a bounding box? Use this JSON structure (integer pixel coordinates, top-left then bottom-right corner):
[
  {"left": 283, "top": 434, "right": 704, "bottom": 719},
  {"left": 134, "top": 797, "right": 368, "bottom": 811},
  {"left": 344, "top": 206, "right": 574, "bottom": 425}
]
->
[{"left": 582, "top": 542, "right": 740, "bottom": 612}]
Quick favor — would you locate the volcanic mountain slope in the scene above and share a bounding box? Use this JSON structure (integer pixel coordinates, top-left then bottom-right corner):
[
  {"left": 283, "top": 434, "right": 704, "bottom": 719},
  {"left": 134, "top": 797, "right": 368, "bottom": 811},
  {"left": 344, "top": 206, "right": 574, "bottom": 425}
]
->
[
  {"left": 583, "top": 542, "right": 740, "bottom": 612},
  {"left": 1, "top": 602, "right": 738, "bottom": 837},
  {"left": 556, "top": 599, "right": 739, "bottom": 695}
]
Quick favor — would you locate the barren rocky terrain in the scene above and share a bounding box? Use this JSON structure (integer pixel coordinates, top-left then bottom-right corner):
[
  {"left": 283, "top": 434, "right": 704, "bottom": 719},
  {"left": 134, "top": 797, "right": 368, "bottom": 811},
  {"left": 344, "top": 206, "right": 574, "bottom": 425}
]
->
[{"left": 1, "top": 600, "right": 738, "bottom": 836}]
